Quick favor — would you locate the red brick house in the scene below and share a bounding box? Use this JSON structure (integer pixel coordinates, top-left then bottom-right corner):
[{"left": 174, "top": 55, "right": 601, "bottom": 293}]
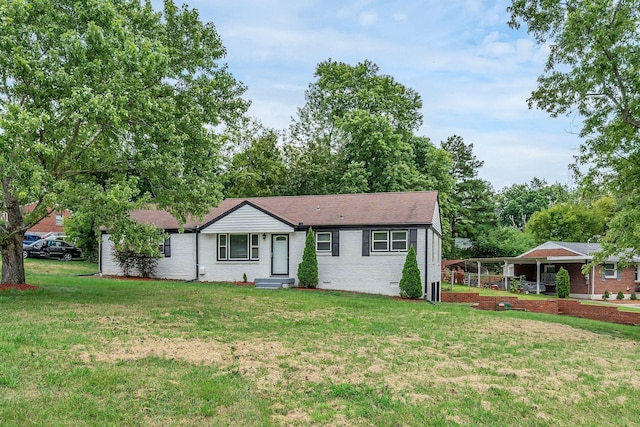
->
[
  {"left": 14, "top": 203, "right": 71, "bottom": 237},
  {"left": 514, "top": 241, "right": 639, "bottom": 299}
]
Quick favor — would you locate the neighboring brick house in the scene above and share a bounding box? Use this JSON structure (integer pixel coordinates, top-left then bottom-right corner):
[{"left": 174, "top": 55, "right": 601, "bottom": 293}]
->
[
  {"left": 515, "top": 241, "right": 640, "bottom": 299},
  {"left": 22, "top": 203, "right": 70, "bottom": 237}
]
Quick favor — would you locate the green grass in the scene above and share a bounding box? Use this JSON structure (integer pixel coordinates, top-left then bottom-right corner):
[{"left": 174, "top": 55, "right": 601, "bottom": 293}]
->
[{"left": 1, "top": 259, "right": 639, "bottom": 425}]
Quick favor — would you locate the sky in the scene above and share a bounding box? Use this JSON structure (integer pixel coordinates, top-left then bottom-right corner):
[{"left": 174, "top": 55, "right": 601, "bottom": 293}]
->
[{"left": 155, "top": 0, "right": 584, "bottom": 190}]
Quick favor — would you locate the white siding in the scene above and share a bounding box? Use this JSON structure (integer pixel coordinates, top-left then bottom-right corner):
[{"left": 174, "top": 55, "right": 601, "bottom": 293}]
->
[
  {"left": 425, "top": 227, "right": 442, "bottom": 301},
  {"left": 431, "top": 200, "right": 442, "bottom": 235},
  {"left": 313, "top": 229, "right": 427, "bottom": 297},
  {"left": 100, "top": 233, "right": 197, "bottom": 280},
  {"left": 197, "top": 232, "right": 297, "bottom": 282},
  {"left": 200, "top": 204, "right": 293, "bottom": 234}
]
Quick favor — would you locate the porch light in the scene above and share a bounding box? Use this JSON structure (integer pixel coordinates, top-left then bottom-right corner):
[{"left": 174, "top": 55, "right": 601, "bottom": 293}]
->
[{"left": 262, "top": 233, "right": 266, "bottom": 240}]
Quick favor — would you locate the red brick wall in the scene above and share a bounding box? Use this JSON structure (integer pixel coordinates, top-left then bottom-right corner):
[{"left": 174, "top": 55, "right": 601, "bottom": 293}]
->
[
  {"left": 23, "top": 204, "right": 70, "bottom": 234},
  {"left": 442, "top": 292, "right": 640, "bottom": 326}
]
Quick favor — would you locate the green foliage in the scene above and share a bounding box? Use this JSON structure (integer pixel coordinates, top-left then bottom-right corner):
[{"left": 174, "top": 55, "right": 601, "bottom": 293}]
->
[
  {"left": 473, "top": 226, "right": 537, "bottom": 258},
  {"left": 283, "top": 59, "right": 430, "bottom": 196},
  {"left": 243, "top": 273, "right": 248, "bottom": 283},
  {"left": 525, "top": 197, "right": 614, "bottom": 244},
  {"left": 441, "top": 136, "right": 496, "bottom": 254},
  {"left": 509, "top": 276, "right": 523, "bottom": 293},
  {"left": 221, "top": 120, "right": 286, "bottom": 198},
  {"left": 603, "top": 290, "right": 610, "bottom": 301},
  {"left": 496, "top": 178, "right": 570, "bottom": 229},
  {"left": 555, "top": 267, "right": 571, "bottom": 299},
  {"left": 631, "top": 293, "right": 637, "bottom": 301},
  {"left": 110, "top": 220, "right": 165, "bottom": 278},
  {"left": 399, "top": 246, "right": 422, "bottom": 299},
  {"left": 617, "top": 291, "right": 625, "bottom": 301},
  {"left": 508, "top": 0, "right": 640, "bottom": 262},
  {"left": 64, "top": 212, "right": 100, "bottom": 263},
  {"left": 297, "top": 228, "right": 318, "bottom": 288},
  {"left": 0, "top": 0, "right": 247, "bottom": 284}
]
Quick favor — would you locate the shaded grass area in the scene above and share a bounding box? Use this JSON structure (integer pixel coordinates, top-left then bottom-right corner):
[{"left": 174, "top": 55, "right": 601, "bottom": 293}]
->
[{"left": 1, "top": 260, "right": 639, "bottom": 425}]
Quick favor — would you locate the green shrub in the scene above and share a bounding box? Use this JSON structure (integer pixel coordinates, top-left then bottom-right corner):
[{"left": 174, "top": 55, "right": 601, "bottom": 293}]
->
[
  {"left": 603, "top": 290, "right": 610, "bottom": 300},
  {"left": 631, "top": 293, "right": 637, "bottom": 301},
  {"left": 297, "top": 228, "right": 318, "bottom": 288},
  {"left": 555, "top": 267, "right": 570, "bottom": 298},
  {"left": 616, "top": 291, "right": 624, "bottom": 300},
  {"left": 509, "top": 276, "right": 523, "bottom": 293},
  {"left": 399, "top": 246, "right": 422, "bottom": 299}
]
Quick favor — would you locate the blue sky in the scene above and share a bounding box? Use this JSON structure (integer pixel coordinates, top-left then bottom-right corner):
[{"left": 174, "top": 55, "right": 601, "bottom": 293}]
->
[{"left": 156, "top": 0, "right": 584, "bottom": 190}]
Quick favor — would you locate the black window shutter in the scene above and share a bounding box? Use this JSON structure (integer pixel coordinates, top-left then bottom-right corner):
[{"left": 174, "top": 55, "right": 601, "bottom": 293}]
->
[
  {"left": 332, "top": 230, "right": 340, "bottom": 256},
  {"left": 409, "top": 228, "right": 417, "bottom": 250},
  {"left": 164, "top": 236, "right": 171, "bottom": 257},
  {"left": 362, "top": 229, "right": 370, "bottom": 256}
]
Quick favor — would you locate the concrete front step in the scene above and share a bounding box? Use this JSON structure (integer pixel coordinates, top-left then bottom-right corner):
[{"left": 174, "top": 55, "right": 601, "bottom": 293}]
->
[{"left": 255, "top": 277, "right": 295, "bottom": 290}]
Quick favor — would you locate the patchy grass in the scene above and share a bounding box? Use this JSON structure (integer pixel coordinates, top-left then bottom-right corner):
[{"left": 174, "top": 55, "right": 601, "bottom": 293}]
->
[{"left": 0, "top": 260, "right": 639, "bottom": 425}]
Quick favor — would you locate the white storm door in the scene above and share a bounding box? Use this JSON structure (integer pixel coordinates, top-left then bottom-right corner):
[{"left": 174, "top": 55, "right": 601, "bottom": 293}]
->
[{"left": 271, "top": 235, "right": 289, "bottom": 275}]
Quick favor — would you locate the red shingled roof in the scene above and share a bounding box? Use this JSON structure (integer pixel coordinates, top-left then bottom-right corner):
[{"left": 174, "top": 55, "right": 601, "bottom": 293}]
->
[{"left": 130, "top": 191, "right": 439, "bottom": 230}]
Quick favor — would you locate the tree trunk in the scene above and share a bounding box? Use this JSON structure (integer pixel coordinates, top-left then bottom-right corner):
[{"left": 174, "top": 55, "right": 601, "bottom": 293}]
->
[
  {"left": 1, "top": 232, "right": 26, "bottom": 285},
  {"left": 1, "top": 177, "right": 27, "bottom": 285}
]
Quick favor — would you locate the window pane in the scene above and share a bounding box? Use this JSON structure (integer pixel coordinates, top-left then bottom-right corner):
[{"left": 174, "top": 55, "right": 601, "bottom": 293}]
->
[
  {"left": 317, "top": 242, "right": 331, "bottom": 251},
  {"left": 372, "top": 231, "right": 387, "bottom": 241},
  {"left": 251, "top": 247, "right": 259, "bottom": 259},
  {"left": 251, "top": 234, "right": 258, "bottom": 246},
  {"left": 373, "top": 241, "right": 388, "bottom": 251},
  {"left": 229, "top": 234, "right": 248, "bottom": 259},
  {"left": 219, "top": 235, "right": 226, "bottom": 245},
  {"left": 391, "top": 231, "right": 406, "bottom": 241},
  {"left": 219, "top": 247, "right": 227, "bottom": 259},
  {"left": 317, "top": 233, "right": 331, "bottom": 242},
  {"left": 391, "top": 240, "right": 407, "bottom": 251}
]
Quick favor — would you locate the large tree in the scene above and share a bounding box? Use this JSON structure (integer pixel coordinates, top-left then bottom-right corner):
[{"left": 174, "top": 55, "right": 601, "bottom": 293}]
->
[
  {"left": 495, "top": 178, "right": 570, "bottom": 229},
  {"left": 284, "top": 59, "right": 426, "bottom": 195},
  {"left": 508, "top": 0, "right": 640, "bottom": 262},
  {"left": 441, "top": 135, "right": 496, "bottom": 253},
  {"left": 0, "top": 0, "right": 248, "bottom": 284}
]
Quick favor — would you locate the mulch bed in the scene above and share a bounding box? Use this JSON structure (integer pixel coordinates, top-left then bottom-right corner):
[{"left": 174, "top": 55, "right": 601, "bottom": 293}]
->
[{"left": 0, "top": 283, "right": 40, "bottom": 291}]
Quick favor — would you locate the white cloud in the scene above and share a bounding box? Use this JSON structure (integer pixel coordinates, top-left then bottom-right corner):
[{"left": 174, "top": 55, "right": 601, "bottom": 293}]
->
[
  {"left": 358, "top": 11, "right": 378, "bottom": 27},
  {"left": 148, "top": 0, "right": 583, "bottom": 189}
]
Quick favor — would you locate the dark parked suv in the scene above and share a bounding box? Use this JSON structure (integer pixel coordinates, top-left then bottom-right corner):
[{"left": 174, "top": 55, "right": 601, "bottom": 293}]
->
[{"left": 23, "top": 239, "right": 82, "bottom": 261}]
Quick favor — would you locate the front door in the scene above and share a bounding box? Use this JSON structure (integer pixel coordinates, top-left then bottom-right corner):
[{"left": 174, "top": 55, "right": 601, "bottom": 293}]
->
[{"left": 271, "top": 235, "right": 289, "bottom": 275}]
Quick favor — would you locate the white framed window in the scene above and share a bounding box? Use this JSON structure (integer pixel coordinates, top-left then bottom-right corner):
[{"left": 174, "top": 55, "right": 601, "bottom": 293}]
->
[
  {"left": 544, "top": 265, "right": 555, "bottom": 274},
  {"left": 316, "top": 232, "right": 332, "bottom": 252},
  {"left": 371, "top": 230, "right": 408, "bottom": 252},
  {"left": 391, "top": 231, "right": 408, "bottom": 251},
  {"left": 218, "top": 233, "right": 259, "bottom": 261},
  {"left": 55, "top": 214, "right": 64, "bottom": 226},
  {"left": 251, "top": 234, "right": 259, "bottom": 260},
  {"left": 372, "top": 231, "right": 389, "bottom": 252},
  {"left": 603, "top": 262, "right": 617, "bottom": 279}
]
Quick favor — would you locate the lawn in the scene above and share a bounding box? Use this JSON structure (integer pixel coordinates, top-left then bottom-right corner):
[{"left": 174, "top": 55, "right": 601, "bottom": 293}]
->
[{"left": 1, "top": 259, "right": 639, "bottom": 426}]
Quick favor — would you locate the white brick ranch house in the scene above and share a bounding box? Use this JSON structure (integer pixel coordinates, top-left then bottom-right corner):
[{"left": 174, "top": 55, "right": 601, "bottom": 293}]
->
[{"left": 99, "top": 191, "right": 443, "bottom": 300}]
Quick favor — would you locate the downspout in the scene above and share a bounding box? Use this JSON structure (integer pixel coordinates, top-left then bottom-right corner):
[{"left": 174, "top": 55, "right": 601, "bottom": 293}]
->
[
  {"left": 424, "top": 226, "right": 429, "bottom": 300},
  {"left": 591, "top": 265, "right": 595, "bottom": 300},
  {"left": 536, "top": 260, "right": 541, "bottom": 294},
  {"left": 98, "top": 232, "right": 102, "bottom": 275},
  {"left": 195, "top": 225, "right": 200, "bottom": 281}
]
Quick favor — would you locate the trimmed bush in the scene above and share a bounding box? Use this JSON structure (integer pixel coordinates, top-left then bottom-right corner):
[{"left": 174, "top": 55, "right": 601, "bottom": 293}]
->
[
  {"left": 399, "top": 246, "right": 422, "bottom": 299},
  {"left": 298, "top": 228, "right": 318, "bottom": 288},
  {"left": 631, "top": 293, "right": 637, "bottom": 301},
  {"left": 555, "top": 267, "right": 570, "bottom": 298},
  {"left": 616, "top": 291, "right": 625, "bottom": 300},
  {"left": 603, "top": 290, "right": 610, "bottom": 300}
]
